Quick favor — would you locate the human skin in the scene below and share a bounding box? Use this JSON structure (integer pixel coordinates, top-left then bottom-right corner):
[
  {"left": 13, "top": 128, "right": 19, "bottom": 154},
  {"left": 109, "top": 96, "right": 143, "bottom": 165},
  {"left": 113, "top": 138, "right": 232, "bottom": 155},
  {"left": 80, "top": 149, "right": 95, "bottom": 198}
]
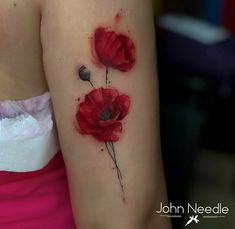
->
[
  {"left": 0, "top": 0, "right": 48, "bottom": 100},
  {"left": 40, "top": 0, "right": 171, "bottom": 228},
  {"left": 0, "top": 0, "right": 171, "bottom": 228}
]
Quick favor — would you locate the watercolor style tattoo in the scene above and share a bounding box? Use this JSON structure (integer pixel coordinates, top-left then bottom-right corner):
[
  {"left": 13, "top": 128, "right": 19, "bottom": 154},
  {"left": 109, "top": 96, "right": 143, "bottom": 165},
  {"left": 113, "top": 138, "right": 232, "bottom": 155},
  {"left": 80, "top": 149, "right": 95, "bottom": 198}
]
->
[{"left": 75, "top": 10, "right": 136, "bottom": 203}]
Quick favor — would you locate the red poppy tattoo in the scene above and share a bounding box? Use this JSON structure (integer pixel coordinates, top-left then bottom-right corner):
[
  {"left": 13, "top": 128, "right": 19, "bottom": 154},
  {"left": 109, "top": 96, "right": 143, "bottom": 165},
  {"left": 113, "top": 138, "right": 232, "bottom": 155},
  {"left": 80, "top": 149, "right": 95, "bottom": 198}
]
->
[
  {"left": 94, "top": 27, "right": 135, "bottom": 72},
  {"left": 76, "top": 88, "right": 130, "bottom": 142},
  {"left": 92, "top": 27, "right": 136, "bottom": 84},
  {"left": 75, "top": 11, "right": 135, "bottom": 203}
]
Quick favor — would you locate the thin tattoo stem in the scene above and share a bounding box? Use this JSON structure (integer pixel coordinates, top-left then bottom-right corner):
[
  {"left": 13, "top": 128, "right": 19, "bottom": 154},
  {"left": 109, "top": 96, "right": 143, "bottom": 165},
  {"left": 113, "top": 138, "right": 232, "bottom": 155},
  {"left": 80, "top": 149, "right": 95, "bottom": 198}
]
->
[
  {"left": 106, "top": 142, "right": 121, "bottom": 182},
  {"left": 110, "top": 142, "right": 122, "bottom": 179},
  {"left": 107, "top": 142, "right": 122, "bottom": 180},
  {"left": 105, "top": 67, "right": 109, "bottom": 85},
  {"left": 105, "top": 142, "right": 115, "bottom": 162},
  {"left": 89, "top": 80, "right": 95, "bottom": 88},
  {"left": 105, "top": 141, "right": 125, "bottom": 203},
  {"left": 105, "top": 142, "right": 122, "bottom": 178}
]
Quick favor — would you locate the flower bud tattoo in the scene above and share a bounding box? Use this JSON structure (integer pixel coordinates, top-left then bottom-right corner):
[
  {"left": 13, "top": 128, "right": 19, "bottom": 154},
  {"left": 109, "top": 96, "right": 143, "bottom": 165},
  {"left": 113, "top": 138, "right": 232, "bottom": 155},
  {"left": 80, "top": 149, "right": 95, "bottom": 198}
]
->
[
  {"left": 75, "top": 11, "right": 136, "bottom": 203},
  {"left": 78, "top": 65, "right": 94, "bottom": 88}
]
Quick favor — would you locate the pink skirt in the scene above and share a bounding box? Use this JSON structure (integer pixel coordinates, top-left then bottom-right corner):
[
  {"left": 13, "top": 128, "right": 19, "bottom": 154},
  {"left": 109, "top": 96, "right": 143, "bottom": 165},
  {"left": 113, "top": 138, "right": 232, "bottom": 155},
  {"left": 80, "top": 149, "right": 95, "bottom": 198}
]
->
[
  {"left": 0, "top": 151, "right": 76, "bottom": 228},
  {"left": 0, "top": 93, "right": 76, "bottom": 228}
]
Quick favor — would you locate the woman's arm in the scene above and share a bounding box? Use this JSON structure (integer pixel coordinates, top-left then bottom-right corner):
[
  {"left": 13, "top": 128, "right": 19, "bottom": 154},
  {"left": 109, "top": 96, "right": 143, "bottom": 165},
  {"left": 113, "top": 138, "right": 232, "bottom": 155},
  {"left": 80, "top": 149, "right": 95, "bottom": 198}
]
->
[{"left": 40, "top": 0, "right": 171, "bottom": 228}]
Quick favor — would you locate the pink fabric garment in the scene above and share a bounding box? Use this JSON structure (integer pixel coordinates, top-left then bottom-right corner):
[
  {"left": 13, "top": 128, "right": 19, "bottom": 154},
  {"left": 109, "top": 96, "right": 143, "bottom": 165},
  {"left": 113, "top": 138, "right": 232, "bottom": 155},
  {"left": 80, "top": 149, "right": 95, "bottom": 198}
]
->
[
  {"left": 0, "top": 152, "right": 76, "bottom": 228},
  {"left": 0, "top": 93, "right": 76, "bottom": 228}
]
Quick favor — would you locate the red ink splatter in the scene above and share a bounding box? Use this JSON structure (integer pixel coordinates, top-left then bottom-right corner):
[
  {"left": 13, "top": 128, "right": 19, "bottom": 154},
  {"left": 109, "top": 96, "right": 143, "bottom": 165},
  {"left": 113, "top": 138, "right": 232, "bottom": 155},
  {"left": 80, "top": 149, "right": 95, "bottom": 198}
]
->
[
  {"left": 113, "top": 9, "right": 124, "bottom": 31},
  {"left": 114, "top": 9, "right": 123, "bottom": 25}
]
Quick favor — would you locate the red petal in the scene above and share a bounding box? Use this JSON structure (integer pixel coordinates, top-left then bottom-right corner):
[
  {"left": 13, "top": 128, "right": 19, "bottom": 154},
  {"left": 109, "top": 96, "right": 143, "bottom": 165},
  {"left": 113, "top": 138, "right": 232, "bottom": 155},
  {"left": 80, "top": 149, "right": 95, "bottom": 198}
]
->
[
  {"left": 94, "top": 28, "right": 108, "bottom": 62},
  {"left": 93, "top": 122, "right": 122, "bottom": 142},
  {"left": 86, "top": 88, "right": 104, "bottom": 107},
  {"left": 116, "top": 95, "right": 131, "bottom": 120},
  {"left": 103, "top": 32, "right": 122, "bottom": 61},
  {"left": 79, "top": 101, "right": 94, "bottom": 117},
  {"left": 79, "top": 104, "right": 101, "bottom": 125},
  {"left": 116, "top": 34, "right": 136, "bottom": 71},
  {"left": 110, "top": 47, "right": 128, "bottom": 67},
  {"left": 115, "top": 61, "right": 135, "bottom": 72},
  {"left": 76, "top": 112, "right": 97, "bottom": 135},
  {"left": 102, "top": 87, "right": 119, "bottom": 105},
  {"left": 118, "top": 34, "right": 135, "bottom": 60}
]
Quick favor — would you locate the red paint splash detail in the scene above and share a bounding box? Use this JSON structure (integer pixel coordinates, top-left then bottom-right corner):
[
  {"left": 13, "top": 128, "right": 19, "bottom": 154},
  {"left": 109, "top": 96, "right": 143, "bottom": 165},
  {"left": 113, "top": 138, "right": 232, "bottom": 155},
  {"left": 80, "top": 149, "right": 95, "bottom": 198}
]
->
[
  {"left": 113, "top": 9, "right": 123, "bottom": 31},
  {"left": 114, "top": 9, "right": 123, "bottom": 25}
]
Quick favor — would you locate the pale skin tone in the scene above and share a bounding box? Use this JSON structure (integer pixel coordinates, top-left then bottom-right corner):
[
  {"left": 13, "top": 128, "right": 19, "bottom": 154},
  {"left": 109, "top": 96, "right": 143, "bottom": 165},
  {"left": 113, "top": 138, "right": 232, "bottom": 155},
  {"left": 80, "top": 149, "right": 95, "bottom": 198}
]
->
[{"left": 0, "top": 0, "right": 171, "bottom": 229}]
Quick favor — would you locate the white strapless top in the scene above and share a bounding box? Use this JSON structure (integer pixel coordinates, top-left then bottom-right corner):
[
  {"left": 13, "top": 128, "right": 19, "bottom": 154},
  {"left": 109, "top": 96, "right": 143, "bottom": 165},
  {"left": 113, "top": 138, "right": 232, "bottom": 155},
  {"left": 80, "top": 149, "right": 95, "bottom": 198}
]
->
[{"left": 0, "top": 93, "right": 59, "bottom": 172}]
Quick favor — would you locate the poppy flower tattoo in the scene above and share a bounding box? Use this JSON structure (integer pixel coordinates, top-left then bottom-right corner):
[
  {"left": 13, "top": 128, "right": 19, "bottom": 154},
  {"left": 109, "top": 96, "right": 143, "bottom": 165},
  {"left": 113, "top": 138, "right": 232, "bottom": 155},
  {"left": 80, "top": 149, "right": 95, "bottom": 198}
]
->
[
  {"left": 76, "top": 88, "right": 130, "bottom": 142},
  {"left": 93, "top": 27, "right": 136, "bottom": 84},
  {"left": 75, "top": 11, "right": 136, "bottom": 203},
  {"left": 94, "top": 27, "right": 135, "bottom": 72}
]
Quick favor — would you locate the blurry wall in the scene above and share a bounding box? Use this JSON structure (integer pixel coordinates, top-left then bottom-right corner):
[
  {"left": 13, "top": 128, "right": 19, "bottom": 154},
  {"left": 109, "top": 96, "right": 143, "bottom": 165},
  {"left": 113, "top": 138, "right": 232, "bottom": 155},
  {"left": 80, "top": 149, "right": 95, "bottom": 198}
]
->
[{"left": 154, "top": 1, "right": 235, "bottom": 228}]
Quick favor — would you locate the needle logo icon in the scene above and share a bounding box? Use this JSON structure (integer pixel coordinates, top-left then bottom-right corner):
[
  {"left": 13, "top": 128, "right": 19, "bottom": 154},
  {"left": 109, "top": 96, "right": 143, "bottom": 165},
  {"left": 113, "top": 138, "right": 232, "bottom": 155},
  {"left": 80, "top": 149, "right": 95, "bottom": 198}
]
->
[{"left": 185, "top": 215, "right": 200, "bottom": 226}]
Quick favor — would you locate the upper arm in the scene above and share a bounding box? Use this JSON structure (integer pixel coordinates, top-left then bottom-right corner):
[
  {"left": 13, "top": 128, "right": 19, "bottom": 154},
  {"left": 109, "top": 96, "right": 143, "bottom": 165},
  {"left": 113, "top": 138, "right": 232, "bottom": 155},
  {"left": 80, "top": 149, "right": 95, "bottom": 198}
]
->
[{"left": 40, "top": 0, "right": 170, "bottom": 228}]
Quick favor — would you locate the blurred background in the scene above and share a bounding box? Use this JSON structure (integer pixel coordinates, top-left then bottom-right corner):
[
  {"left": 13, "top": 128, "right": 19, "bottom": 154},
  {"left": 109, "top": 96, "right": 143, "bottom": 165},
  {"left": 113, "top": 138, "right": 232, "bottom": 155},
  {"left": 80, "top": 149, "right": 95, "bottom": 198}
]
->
[{"left": 153, "top": 1, "right": 235, "bottom": 228}]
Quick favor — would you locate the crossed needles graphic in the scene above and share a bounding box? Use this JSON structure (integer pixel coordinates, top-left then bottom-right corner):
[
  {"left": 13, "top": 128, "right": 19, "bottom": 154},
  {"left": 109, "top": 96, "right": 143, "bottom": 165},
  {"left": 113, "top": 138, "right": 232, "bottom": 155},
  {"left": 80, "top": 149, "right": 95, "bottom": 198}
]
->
[{"left": 185, "top": 215, "right": 200, "bottom": 226}]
